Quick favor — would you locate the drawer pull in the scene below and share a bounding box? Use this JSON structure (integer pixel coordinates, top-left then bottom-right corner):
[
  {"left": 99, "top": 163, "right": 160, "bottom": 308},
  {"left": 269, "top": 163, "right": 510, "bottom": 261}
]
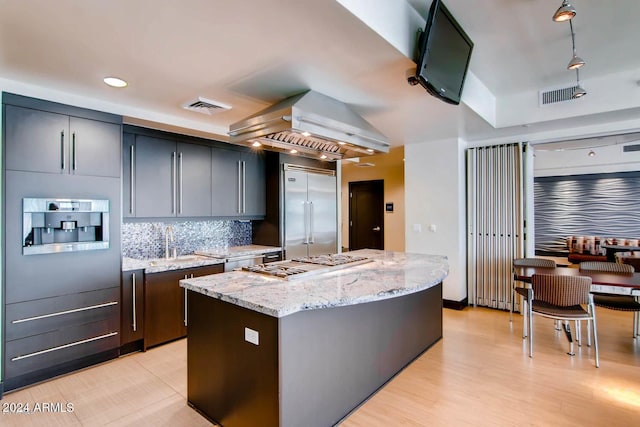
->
[
  {"left": 11, "top": 301, "right": 118, "bottom": 324},
  {"left": 11, "top": 331, "right": 118, "bottom": 361}
]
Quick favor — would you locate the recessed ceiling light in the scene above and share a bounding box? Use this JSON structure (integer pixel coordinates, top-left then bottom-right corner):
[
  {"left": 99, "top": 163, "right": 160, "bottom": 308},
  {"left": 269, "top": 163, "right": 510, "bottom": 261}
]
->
[
  {"left": 251, "top": 141, "right": 262, "bottom": 147},
  {"left": 366, "top": 149, "right": 375, "bottom": 153},
  {"left": 103, "top": 76, "right": 128, "bottom": 88},
  {"left": 338, "top": 141, "right": 347, "bottom": 145},
  {"left": 320, "top": 154, "right": 327, "bottom": 160},
  {"left": 290, "top": 149, "right": 298, "bottom": 154},
  {"left": 301, "top": 131, "right": 311, "bottom": 137}
]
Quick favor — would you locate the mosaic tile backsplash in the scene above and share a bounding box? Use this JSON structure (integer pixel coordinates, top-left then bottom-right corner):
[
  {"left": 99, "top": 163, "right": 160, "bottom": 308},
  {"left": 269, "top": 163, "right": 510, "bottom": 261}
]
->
[{"left": 122, "top": 220, "right": 252, "bottom": 259}]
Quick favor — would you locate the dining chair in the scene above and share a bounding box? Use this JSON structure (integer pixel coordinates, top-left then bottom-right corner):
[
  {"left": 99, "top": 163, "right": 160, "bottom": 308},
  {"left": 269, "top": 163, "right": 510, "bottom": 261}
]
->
[
  {"left": 579, "top": 261, "right": 634, "bottom": 274},
  {"left": 579, "top": 261, "right": 640, "bottom": 338},
  {"left": 524, "top": 274, "right": 598, "bottom": 367},
  {"left": 511, "top": 258, "right": 557, "bottom": 325}
]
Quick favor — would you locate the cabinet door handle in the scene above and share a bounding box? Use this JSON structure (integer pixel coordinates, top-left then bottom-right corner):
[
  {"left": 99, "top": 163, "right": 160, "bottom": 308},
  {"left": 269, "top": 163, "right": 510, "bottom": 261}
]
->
[
  {"left": 172, "top": 152, "right": 177, "bottom": 214},
  {"left": 11, "top": 332, "right": 118, "bottom": 362},
  {"left": 130, "top": 144, "right": 135, "bottom": 215},
  {"left": 72, "top": 132, "right": 77, "bottom": 171},
  {"left": 237, "top": 160, "right": 242, "bottom": 213},
  {"left": 132, "top": 273, "right": 137, "bottom": 332},
  {"left": 12, "top": 301, "right": 118, "bottom": 324},
  {"left": 60, "top": 131, "right": 65, "bottom": 171},
  {"left": 183, "top": 273, "right": 193, "bottom": 326},
  {"left": 242, "top": 160, "right": 246, "bottom": 213},
  {"left": 179, "top": 152, "right": 183, "bottom": 214}
]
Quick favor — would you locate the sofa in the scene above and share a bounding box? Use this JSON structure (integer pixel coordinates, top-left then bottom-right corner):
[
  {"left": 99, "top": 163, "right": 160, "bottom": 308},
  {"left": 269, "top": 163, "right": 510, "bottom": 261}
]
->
[{"left": 566, "top": 235, "right": 640, "bottom": 263}]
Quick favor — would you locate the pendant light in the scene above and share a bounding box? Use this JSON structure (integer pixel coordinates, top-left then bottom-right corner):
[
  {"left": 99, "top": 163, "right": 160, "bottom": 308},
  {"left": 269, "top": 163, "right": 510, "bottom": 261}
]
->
[
  {"left": 567, "top": 20, "right": 585, "bottom": 70},
  {"left": 553, "top": 1, "right": 586, "bottom": 98},
  {"left": 572, "top": 69, "right": 587, "bottom": 99},
  {"left": 553, "top": 1, "right": 576, "bottom": 22}
]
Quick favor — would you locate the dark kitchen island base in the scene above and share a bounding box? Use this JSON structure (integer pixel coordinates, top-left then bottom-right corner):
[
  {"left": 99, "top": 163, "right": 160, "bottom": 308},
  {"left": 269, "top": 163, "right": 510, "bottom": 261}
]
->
[{"left": 187, "top": 283, "right": 442, "bottom": 427}]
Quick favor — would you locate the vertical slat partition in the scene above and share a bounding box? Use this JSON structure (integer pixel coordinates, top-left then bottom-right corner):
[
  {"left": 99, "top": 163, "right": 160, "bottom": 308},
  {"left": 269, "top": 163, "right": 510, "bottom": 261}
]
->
[{"left": 466, "top": 143, "right": 525, "bottom": 309}]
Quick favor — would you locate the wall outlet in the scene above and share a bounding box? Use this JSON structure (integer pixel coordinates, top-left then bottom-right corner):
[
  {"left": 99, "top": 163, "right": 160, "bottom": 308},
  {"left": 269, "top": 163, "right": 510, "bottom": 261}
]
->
[
  {"left": 244, "top": 327, "right": 259, "bottom": 345},
  {"left": 413, "top": 223, "right": 422, "bottom": 233}
]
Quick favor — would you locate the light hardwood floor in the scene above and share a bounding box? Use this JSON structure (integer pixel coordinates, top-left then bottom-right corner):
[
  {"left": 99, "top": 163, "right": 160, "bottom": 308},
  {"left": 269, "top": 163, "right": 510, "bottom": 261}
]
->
[{"left": 2, "top": 307, "right": 639, "bottom": 426}]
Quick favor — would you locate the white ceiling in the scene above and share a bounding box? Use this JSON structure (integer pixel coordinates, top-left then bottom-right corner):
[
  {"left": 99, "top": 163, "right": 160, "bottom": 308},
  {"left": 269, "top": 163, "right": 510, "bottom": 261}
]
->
[{"left": 1, "top": 0, "right": 639, "bottom": 149}]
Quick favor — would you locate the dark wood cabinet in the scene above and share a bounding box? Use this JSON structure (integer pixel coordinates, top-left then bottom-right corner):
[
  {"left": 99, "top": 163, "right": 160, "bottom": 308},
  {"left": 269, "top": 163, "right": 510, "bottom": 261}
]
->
[
  {"left": 124, "top": 131, "right": 213, "bottom": 218},
  {"left": 4, "top": 104, "right": 121, "bottom": 178},
  {"left": 123, "top": 125, "right": 265, "bottom": 219},
  {"left": 3, "top": 287, "right": 120, "bottom": 390},
  {"left": 134, "top": 135, "right": 177, "bottom": 218},
  {"left": 211, "top": 147, "right": 265, "bottom": 217},
  {"left": 121, "top": 270, "right": 144, "bottom": 351},
  {"left": 144, "top": 264, "right": 223, "bottom": 349}
]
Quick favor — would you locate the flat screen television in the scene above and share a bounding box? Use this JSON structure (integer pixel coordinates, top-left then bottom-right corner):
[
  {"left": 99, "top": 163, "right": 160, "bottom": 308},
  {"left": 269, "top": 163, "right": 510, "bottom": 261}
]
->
[{"left": 413, "top": 0, "right": 474, "bottom": 105}]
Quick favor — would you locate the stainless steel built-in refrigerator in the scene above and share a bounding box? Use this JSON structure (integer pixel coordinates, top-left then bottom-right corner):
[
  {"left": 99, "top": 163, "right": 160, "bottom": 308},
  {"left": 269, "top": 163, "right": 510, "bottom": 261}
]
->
[{"left": 283, "top": 164, "right": 337, "bottom": 259}]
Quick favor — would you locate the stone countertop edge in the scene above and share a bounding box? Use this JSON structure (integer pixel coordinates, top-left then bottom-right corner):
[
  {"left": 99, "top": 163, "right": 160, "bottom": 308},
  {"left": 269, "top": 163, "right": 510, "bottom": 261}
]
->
[
  {"left": 198, "top": 245, "right": 282, "bottom": 259},
  {"left": 180, "top": 249, "right": 449, "bottom": 318},
  {"left": 122, "top": 245, "right": 281, "bottom": 273},
  {"left": 122, "top": 255, "right": 225, "bottom": 273}
]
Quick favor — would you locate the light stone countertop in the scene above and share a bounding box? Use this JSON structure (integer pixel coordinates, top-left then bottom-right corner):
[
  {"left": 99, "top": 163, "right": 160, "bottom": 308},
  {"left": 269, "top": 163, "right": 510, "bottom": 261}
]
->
[
  {"left": 180, "top": 249, "right": 449, "bottom": 318},
  {"left": 122, "top": 255, "right": 225, "bottom": 273},
  {"left": 194, "top": 244, "right": 282, "bottom": 259},
  {"left": 122, "top": 245, "right": 281, "bottom": 273}
]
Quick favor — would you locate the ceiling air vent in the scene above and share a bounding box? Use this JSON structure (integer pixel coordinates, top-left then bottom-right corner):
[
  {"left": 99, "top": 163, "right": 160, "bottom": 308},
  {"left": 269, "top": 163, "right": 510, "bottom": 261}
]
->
[
  {"left": 182, "top": 96, "right": 231, "bottom": 115},
  {"left": 539, "top": 85, "right": 580, "bottom": 106},
  {"left": 623, "top": 144, "right": 640, "bottom": 153}
]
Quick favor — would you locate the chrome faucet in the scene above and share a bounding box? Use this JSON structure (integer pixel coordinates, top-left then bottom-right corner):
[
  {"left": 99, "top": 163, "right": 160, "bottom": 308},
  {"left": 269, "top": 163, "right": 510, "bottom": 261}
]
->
[{"left": 165, "top": 225, "right": 176, "bottom": 259}]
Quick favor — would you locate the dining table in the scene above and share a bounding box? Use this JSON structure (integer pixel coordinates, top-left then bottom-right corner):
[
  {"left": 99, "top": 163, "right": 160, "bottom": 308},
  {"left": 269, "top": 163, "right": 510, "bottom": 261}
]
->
[{"left": 513, "top": 266, "right": 640, "bottom": 296}]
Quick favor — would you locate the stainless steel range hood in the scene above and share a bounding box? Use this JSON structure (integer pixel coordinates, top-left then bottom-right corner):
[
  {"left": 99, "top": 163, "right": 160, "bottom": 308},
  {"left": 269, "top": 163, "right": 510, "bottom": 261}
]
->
[{"left": 228, "top": 91, "right": 389, "bottom": 161}]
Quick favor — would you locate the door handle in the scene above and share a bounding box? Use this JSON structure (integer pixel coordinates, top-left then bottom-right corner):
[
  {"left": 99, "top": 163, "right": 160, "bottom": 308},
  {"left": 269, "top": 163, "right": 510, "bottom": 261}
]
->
[
  {"left": 132, "top": 273, "right": 137, "bottom": 332},
  {"left": 72, "top": 132, "right": 77, "bottom": 171},
  {"left": 172, "top": 152, "right": 177, "bottom": 214},
  {"left": 309, "top": 201, "right": 315, "bottom": 244},
  {"left": 130, "top": 144, "right": 135, "bottom": 214},
  {"left": 243, "top": 160, "right": 246, "bottom": 214},
  {"left": 184, "top": 274, "right": 193, "bottom": 326},
  {"left": 303, "top": 201, "right": 310, "bottom": 244},
  {"left": 178, "top": 152, "right": 183, "bottom": 214},
  {"left": 373, "top": 226, "right": 381, "bottom": 232},
  {"left": 60, "top": 131, "right": 65, "bottom": 171},
  {"left": 237, "top": 160, "right": 242, "bottom": 213}
]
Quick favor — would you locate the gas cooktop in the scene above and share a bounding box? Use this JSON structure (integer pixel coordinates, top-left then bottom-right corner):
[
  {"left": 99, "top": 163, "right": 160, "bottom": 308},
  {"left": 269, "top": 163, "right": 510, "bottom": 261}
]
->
[
  {"left": 242, "top": 254, "right": 371, "bottom": 280},
  {"left": 292, "top": 254, "right": 369, "bottom": 266}
]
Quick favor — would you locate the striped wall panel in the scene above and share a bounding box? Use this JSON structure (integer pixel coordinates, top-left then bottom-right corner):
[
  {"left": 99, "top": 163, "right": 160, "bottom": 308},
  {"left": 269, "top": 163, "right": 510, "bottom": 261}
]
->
[
  {"left": 534, "top": 172, "right": 640, "bottom": 254},
  {"left": 467, "top": 143, "right": 525, "bottom": 309}
]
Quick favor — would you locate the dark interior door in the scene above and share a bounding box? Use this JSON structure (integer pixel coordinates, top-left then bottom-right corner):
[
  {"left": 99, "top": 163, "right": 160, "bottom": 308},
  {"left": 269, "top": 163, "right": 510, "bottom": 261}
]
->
[{"left": 349, "top": 180, "right": 384, "bottom": 250}]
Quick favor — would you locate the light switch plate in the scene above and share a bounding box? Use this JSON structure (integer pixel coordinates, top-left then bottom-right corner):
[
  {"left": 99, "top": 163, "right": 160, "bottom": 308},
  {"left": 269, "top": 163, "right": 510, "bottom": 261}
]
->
[{"left": 245, "top": 327, "right": 259, "bottom": 345}]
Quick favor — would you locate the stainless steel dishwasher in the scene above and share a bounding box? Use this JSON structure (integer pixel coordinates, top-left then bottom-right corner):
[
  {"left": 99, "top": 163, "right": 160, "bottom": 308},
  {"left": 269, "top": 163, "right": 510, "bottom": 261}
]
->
[{"left": 224, "top": 254, "right": 264, "bottom": 272}]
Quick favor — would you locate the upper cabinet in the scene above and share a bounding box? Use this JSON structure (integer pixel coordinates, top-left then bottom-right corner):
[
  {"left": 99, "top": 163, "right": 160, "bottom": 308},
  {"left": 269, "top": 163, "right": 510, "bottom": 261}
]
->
[
  {"left": 123, "top": 126, "right": 265, "bottom": 220},
  {"left": 4, "top": 97, "right": 121, "bottom": 178},
  {"left": 124, "top": 133, "right": 212, "bottom": 218},
  {"left": 211, "top": 148, "right": 265, "bottom": 217}
]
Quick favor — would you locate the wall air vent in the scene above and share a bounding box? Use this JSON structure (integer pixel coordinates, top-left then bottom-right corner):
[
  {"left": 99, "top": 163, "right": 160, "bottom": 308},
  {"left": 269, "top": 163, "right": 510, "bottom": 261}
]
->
[
  {"left": 355, "top": 162, "right": 375, "bottom": 167},
  {"left": 623, "top": 144, "right": 640, "bottom": 153},
  {"left": 182, "top": 96, "right": 232, "bottom": 115},
  {"left": 539, "top": 85, "right": 580, "bottom": 106}
]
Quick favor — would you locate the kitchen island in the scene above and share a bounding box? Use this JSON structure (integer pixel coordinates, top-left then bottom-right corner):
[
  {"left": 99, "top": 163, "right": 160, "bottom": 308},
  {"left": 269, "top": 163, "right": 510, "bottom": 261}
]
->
[{"left": 181, "top": 249, "right": 448, "bottom": 427}]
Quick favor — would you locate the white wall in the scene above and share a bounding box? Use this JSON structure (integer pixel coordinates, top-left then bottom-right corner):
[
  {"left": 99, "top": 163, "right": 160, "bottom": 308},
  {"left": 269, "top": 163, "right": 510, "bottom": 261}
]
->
[{"left": 405, "top": 138, "right": 466, "bottom": 302}]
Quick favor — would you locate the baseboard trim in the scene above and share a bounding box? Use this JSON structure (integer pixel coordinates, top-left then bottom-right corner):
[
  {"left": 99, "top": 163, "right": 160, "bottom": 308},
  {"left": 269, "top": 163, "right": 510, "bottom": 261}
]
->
[{"left": 443, "top": 298, "right": 468, "bottom": 310}]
